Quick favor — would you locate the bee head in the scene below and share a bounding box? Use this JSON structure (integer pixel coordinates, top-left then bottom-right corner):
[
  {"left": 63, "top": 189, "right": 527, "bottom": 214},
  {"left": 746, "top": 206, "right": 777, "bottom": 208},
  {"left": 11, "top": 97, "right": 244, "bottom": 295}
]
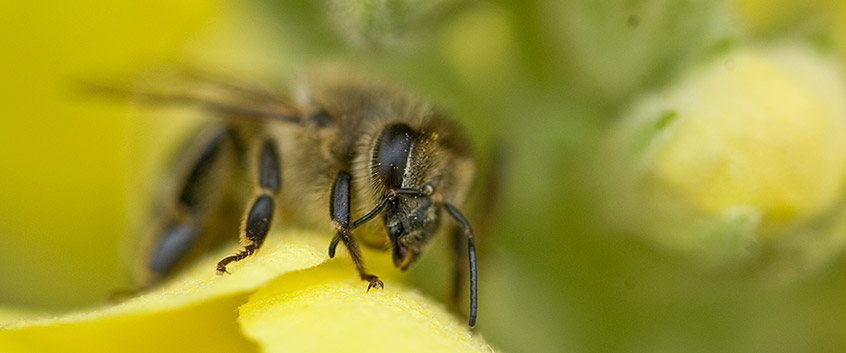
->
[
  {"left": 370, "top": 122, "right": 449, "bottom": 270},
  {"left": 384, "top": 193, "right": 439, "bottom": 269}
]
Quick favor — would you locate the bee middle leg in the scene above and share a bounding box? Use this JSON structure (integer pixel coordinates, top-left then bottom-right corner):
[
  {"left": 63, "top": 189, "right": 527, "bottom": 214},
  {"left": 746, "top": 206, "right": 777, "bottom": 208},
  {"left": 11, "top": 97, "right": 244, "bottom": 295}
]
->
[
  {"left": 216, "top": 139, "right": 281, "bottom": 274},
  {"left": 328, "top": 171, "right": 384, "bottom": 291}
]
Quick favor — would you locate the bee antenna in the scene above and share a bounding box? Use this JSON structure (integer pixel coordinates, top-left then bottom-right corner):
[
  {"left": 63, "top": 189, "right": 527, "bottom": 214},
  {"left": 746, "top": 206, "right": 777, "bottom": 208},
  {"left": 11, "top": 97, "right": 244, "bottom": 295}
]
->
[
  {"left": 444, "top": 203, "right": 477, "bottom": 327},
  {"left": 351, "top": 188, "right": 428, "bottom": 229}
]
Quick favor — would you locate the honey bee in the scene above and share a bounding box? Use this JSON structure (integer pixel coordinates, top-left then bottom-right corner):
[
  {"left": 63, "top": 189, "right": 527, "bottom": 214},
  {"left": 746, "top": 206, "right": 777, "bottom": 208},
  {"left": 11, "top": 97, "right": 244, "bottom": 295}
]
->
[{"left": 128, "top": 71, "right": 479, "bottom": 326}]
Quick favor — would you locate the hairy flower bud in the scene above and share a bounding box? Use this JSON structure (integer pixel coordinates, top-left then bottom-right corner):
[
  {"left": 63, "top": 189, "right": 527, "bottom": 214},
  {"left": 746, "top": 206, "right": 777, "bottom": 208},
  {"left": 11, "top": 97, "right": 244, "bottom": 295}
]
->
[{"left": 603, "top": 43, "right": 846, "bottom": 276}]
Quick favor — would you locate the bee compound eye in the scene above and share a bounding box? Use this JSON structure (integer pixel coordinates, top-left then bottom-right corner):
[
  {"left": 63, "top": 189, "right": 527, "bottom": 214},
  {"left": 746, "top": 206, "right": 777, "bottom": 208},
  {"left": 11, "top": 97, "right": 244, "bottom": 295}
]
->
[{"left": 375, "top": 123, "right": 417, "bottom": 190}]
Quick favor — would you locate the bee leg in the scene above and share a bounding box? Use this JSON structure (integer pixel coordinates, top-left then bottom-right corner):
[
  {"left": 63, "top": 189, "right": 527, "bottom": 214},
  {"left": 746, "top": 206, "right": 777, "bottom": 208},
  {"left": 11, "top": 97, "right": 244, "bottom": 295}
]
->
[
  {"left": 145, "top": 127, "right": 235, "bottom": 283},
  {"left": 216, "top": 140, "right": 281, "bottom": 274},
  {"left": 328, "top": 171, "right": 384, "bottom": 291},
  {"left": 447, "top": 225, "right": 466, "bottom": 313},
  {"left": 444, "top": 203, "right": 478, "bottom": 327}
]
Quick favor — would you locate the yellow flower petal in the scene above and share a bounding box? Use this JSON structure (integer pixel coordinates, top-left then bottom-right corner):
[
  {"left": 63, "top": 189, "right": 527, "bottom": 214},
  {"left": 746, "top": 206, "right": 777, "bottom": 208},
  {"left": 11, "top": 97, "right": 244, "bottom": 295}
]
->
[
  {"left": 0, "top": 231, "right": 327, "bottom": 353},
  {"left": 0, "top": 308, "right": 42, "bottom": 327},
  {"left": 0, "top": 296, "right": 256, "bottom": 353},
  {"left": 1, "top": 230, "right": 498, "bottom": 353},
  {"left": 240, "top": 261, "right": 496, "bottom": 353}
]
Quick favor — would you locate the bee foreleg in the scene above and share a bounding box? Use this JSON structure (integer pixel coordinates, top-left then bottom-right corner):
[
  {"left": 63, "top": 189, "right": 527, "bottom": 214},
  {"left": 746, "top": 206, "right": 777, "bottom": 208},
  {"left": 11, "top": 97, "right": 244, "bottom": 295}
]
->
[
  {"left": 328, "top": 171, "right": 384, "bottom": 291},
  {"left": 216, "top": 140, "right": 281, "bottom": 275}
]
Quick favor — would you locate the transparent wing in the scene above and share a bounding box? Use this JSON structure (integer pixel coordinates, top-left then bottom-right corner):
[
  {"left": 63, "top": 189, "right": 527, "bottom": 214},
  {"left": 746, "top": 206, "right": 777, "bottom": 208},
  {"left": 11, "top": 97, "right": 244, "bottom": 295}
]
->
[{"left": 84, "top": 69, "right": 303, "bottom": 123}]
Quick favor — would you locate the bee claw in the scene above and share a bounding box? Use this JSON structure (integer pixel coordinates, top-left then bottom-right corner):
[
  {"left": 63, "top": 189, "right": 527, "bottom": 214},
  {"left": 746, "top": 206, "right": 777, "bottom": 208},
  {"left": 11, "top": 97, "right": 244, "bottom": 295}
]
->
[
  {"left": 215, "top": 263, "right": 231, "bottom": 276},
  {"left": 364, "top": 275, "right": 384, "bottom": 292}
]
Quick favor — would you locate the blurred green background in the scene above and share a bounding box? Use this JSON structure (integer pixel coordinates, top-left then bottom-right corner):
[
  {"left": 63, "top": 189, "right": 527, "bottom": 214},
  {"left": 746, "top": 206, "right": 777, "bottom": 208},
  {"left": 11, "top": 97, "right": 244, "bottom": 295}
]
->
[{"left": 2, "top": 0, "right": 846, "bottom": 352}]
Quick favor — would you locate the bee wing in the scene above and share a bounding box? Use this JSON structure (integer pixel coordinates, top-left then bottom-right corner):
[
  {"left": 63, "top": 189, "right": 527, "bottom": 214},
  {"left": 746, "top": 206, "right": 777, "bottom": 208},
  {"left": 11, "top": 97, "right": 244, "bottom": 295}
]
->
[{"left": 85, "top": 70, "right": 303, "bottom": 123}]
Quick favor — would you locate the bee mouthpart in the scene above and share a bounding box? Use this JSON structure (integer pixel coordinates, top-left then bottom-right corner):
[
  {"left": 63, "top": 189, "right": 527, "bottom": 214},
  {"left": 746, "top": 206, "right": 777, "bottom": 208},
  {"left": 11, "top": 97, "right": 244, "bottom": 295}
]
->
[{"left": 392, "top": 244, "right": 413, "bottom": 270}]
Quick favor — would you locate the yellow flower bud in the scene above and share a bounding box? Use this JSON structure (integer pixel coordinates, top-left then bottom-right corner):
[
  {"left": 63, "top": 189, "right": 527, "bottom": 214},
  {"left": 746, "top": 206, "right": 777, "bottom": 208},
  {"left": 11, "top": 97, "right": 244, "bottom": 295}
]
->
[{"left": 605, "top": 43, "right": 846, "bottom": 273}]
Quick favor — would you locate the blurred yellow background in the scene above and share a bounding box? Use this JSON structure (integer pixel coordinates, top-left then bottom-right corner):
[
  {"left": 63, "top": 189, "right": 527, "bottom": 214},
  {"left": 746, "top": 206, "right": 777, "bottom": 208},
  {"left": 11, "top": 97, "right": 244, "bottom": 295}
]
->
[{"left": 0, "top": 0, "right": 218, "bottom": 308}]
